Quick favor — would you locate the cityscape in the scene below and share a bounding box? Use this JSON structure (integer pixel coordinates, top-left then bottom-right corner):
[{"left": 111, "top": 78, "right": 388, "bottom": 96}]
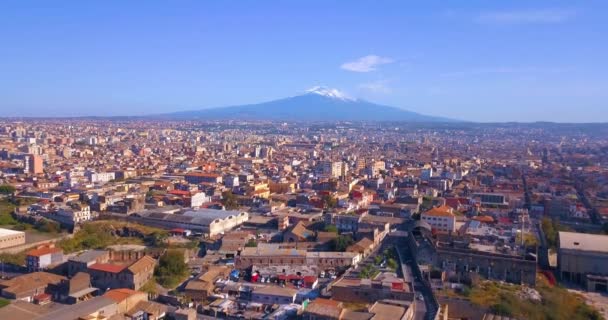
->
[{"left": 1, "top": 1, "right": 608, "bottom": 320}]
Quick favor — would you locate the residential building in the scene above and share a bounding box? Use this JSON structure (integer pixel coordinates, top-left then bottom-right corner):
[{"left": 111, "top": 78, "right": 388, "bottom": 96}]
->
[
  {"left": 184, "top": 172, "right": 222, "bottom": 184},
  {"left": 26, "top": 154, "right": 44, "bottom": 174},
  {"left": 54, "top": 203, "right": 92, "bottom": 225},
  {"left": 331, "top": 273, "right": 414, "bottom": 303},
  {"left": 26, "top": 245, "right": 64, "bottom": 272},
  {"left": 88, "top": 255, "right": 156, "bottom": 291},
  {"left": 251, "top": 286, "right": 298, "bottom": 305},
  {"left": 67, "top": 250, "right": 111, "bottom": 276},
  {"left": 0, "top": 272, "right": 66, "bottom": 301},
  {"left": 184, "top": 266, "right": 231, "bottom": 301},
  {"left": 85, "top": 170, "right": 116, "bottom": 184},
  {"left": 421, "top": 205, "right": 456, "bottom": 234}
]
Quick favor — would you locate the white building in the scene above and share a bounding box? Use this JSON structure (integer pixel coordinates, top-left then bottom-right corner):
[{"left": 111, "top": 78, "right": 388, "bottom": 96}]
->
[
  {"left": 85, "top": 171, "right": 115, "bottom": 184},
  {"left": 421, "top": 205, "right": 456, "bottom": 234},
  {"left": 318, "top": 160, "right": 343, "bottom": 179},
  {"left": 55, "top": 203, "right": 92, "bottom": 225},
  {"left": 136, "top": 208, "right": 249, "bottom": 237},
  {"left": 190, "top": 192, "right": 211, "bottom": 208}
]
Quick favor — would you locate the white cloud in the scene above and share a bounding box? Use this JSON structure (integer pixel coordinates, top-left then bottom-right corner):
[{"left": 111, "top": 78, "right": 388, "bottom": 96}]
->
[
  {"left": 358, "top": 80, "right": 392, "bottom": 94},
  {"left": 476, "top": 9, "right": 577, "bottom": 24},
  {"left": 341, "top": 55, "right": 394, "bottom": 73}
]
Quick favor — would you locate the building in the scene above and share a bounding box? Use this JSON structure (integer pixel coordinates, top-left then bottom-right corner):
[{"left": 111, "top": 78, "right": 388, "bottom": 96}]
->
[
  {"left": 88, "top": 255, "right": 156, "bottom": 291},
  {"left": 85, "top": 171, "right": 116, "bottom": 184},
  {"left": 184, "top": 172, "right": 222, "bottom": 184},
  {"left": 435, "top": 243, "right": 537, "bottom": 286},
  {"left": 133, "top": 208, "right": 249, "bottom": 237},
  {"left": 184, "top": 266, "right": 231, "bottom": 301},
  {"left": 251, "top": 286, "right": 298, "bottom": 305},
  {"left": 237, "top": 244, "right": 360, "bottom": 270},
  {"left": 49, "top": 272, "right": 98, "bottom": 304},
  {"left": 54, "top": 203, "right": 92, "bottom": 225},
  {"left": 38, "top": 296, "right": 120, "bottom": 320},
  {"left": 67, "top": 250, "right": 111, "bottom": 276},
  {"left": 26, "top": 245, "right": 64, "bottom": 272},
  {"left": 473, "top": 193, "right": 508, "bottom": 207},
  {"left": 558, "top": 231, "right": 608, "bottom": 292},
  {"left": 331, "top": 273, "right": 414, "bottom": 303},
  {"left": 334, "top": 213, "right": 363, "bottom": 233},
  {"left": 366, "top": 160, "right": 385, "bottom": 177},
  {"left": 302, "top": 298, "right": 343, "bottom": 320},
  {"left": 190, "top": 192, "right": 211, "bottom": 208},
  {"left": 318, "top": 160, "right": 343, "bottom": 179},
  {"left": 0, "top": 272, "right": 66, "bottom": 301},
  {"left": 104, "top": 288, "right": 161, "bottom": 317},
  {"left": 302, "top": 298, "right": 414, "bottom": 320},
  {"left": 0, "top": 228, "right": 25, "bottom": 249},
  {"left": 25, "top": 154, "right": 44, "bottom": 174},
  {"left": 421, "top": 205, "right": 456, "bottom": 234}
]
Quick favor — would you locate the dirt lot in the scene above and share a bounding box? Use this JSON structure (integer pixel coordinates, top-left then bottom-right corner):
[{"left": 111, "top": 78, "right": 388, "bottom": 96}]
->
[{"left": 569, "top": 289, "right": 608, "bottom": 320}]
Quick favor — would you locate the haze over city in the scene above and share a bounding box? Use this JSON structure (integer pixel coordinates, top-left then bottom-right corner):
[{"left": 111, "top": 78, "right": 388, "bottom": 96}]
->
[{"left": 1, "top": 0, "right": 607, "bottom": 122}]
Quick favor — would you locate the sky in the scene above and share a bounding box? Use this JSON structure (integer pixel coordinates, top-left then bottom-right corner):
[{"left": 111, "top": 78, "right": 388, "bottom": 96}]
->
[{"left": 1, "top": 0, "right": 607, "bottom": 122}]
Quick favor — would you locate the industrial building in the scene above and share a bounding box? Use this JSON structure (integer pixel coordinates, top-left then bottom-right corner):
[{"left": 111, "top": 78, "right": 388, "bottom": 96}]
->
[
  {"left": 132, "top": 208, "right": 249, "bottom": 237},
  {"left": 0, "top": 228, "right": 26, "bottom": 249},
  {"left": 558, "top": 231, "right": 608, "bottom": 292}
]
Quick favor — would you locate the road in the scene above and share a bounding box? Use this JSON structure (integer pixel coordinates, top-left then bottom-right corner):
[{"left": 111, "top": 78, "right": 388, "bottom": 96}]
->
[{"left": 395, "top": 237, "right": 438, "bottom": 320}]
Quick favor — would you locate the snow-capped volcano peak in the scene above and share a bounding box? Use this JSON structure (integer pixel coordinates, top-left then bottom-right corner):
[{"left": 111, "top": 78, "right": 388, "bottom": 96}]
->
[{"left": 305, "top": 86, "right": 354, "bottom": 101}]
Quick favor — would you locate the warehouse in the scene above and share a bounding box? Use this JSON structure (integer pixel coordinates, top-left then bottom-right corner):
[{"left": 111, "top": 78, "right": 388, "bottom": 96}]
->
[
  {"left": 558, "top": 231, "right": 608, "bottom": 292},
  {"left": 0, "top": 228, "right": 26, "bottom": 249},
  {"left": 133, "top": 208, "right": 249, "bottom": 237}
]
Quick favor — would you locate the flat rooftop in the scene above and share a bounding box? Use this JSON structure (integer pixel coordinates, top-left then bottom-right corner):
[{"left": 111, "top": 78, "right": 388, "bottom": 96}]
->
[
  {"left": 0, "top": 228, "right": 24, "bottom": 237},
  {"left": 559, "top": 231, "right": 608, "bottom": 253}
]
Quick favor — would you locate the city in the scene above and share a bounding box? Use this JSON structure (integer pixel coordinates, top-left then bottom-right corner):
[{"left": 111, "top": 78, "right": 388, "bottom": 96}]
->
[
  {"left": 0, "top": 120, "right": 607, "bottom": 319},
  {"left": 1, "top": 1, "right": 608, "bottom": 319}
]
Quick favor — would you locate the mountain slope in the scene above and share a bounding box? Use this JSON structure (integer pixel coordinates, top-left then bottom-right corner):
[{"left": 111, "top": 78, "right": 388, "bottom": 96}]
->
[{"left": 155, "top": 87, "right": 453, "bottom": 122}]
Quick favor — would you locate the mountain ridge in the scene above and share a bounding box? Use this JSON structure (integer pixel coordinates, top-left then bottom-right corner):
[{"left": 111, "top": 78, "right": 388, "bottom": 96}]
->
[{"left": 151, "top": 87, "right": 455, "bottom": 122}]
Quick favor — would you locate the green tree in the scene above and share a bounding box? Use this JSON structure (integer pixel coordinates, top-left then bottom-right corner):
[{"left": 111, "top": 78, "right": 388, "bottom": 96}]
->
[
  {"left": 245, "top": 239, "right": 257, "bottom": 247},
  {"left": 36, "top": 219, "right": 60, "bottom": 233},
  {"left": 221, "top": 191, "right": 239, "bottom": 210},
  {"left": 0, "top": 298, "right": 10, "bottom": 309},
  {"left": 332, "top": 235, "right": 354, "bottom": 252},
  {"left": 322, "top": 194, "right": 337, "bottom": 209},
  {"left": 0, "top": 185, "right": 15, "bottom": 195},
  {"left": 491, "top": 302, "right": 513, "bottom": 317},
  {"left": 155, "top": 249, "right": 189, "bottom": 288},
  {"left": 324, "top": 224, "right": 338, "bottom": 233}
]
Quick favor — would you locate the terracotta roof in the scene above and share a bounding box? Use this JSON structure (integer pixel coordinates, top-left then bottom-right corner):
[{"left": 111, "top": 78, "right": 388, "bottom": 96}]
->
[
  {"left": 168, "top": 190, "right": 191, "bottom": 196},
  {"left": 304, "top": 298, "right": 343, "bottom": 318},
  {"left": 185, "top": 172, "right": 220, "bottom": 178},
  {"left": 89, "top": 263, "right": 128, "bottom": 273},
  {"left": 27, "top": 246, "right": 62, "bottom": 257},
  {"left": 424, "top": 205, "right": 455, "bottom": 217},
  {"left": 104, "top": 288, "right": 140, "bottom": 303},
  {"left": 472, "top": 215, "right": 494, "bottom": 223}
]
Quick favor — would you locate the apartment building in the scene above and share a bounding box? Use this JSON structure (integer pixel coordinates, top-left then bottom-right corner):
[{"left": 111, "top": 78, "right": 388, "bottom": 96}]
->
[{"left": 421, "top": 205, "right": 456, "bottom": 234}]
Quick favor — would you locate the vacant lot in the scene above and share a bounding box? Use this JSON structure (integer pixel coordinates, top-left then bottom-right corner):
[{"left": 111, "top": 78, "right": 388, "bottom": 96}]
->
[{"left": 451, "top": 274, "right": 602, "bottom": 320}]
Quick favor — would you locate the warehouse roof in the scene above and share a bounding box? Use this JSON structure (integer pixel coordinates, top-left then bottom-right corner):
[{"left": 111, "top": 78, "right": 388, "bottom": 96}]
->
[{"left": 559, "top": 231, "right": 608, "bottom": 253}]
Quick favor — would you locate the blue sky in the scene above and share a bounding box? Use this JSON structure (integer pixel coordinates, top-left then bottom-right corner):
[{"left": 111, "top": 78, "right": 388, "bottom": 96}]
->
[{"left": 1, "top": 0, "right": 607, "bottom": 122}]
